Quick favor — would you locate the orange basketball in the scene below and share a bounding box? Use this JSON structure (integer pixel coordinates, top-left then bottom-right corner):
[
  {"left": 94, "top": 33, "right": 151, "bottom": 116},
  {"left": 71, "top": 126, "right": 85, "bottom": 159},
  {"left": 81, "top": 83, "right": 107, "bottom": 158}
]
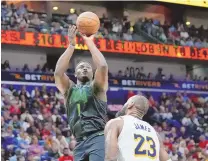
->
[{"left": 76, "top": 11, "right": 100, "bottom": 36}]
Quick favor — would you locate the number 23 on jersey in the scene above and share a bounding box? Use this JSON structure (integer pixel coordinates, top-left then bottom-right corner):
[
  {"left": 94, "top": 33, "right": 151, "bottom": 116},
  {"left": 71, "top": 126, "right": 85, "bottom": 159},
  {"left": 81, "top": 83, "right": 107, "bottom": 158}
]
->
[{"left": 134, "top": 134, "right": 157, "bottom": 159}]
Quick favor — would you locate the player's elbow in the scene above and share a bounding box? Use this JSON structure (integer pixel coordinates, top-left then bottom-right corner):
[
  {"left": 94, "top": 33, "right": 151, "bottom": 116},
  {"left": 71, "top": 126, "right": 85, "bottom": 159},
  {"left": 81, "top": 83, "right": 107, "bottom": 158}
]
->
[
  {"left": 54, "top": 69, "right": 63, "bottom": 77},
  {"left": 98, "top": 65, "right": 108, "bottom": 74},
  {"left": 98, "top": 62, "right": 108, "bottom": 69}
]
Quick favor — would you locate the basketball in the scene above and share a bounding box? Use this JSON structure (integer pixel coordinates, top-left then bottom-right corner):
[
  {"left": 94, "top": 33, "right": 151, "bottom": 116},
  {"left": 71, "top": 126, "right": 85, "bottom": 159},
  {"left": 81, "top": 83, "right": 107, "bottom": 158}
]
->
[{"left": 76, "top": 11, "right": 100, "bottom": 36}]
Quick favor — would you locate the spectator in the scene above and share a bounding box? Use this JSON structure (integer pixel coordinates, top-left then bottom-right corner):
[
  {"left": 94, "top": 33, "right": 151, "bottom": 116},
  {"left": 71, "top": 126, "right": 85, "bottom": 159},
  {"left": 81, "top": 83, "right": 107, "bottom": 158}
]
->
[
  {"left": 194, "top": 38, "right": 203, "bottom": 48},
  {"left": 129, "top": 67, "right": 135, "bottom": 78},
  {"left": 2, "top": 60, "right": 11, "bottom": 71},
  {"left": 178, "top": 140, "right": 188, "bottom": 160},
  {"left": 19, "top": 14, "right": 29, "bottom": 31},
  {"left": 66, "top": 10, "right": 78, "bottom": 25},
  {"left": 155, "top": 68, "right": 164, "bottom": 80},
  {"left": 51, "top": 22, "right": 63, "bottom": 34},
  {"left": 30, "top": 13, "right": 41, "bottom": 30},
  {"left": 202, "top": 38, "right": 208, "bottom": 48},
  {"left": 180, "top": 27, "right": 189, "bottom": 39},
  {"left": 144, "top": 19, "right": 153, "bottom": 35},
  {"left": 169, "top": 144, "right": 179, "bottom": 161},
  {"left": 112, "top": 20, "right": 122, "bottom": 33},
  {"left": 9, "top": 149, "right": 23, "bottom": 161},
  {"left": 59, "top": 148, "right": 74, "bottom": 161},
  {"left": 122, "top": 16, "right": 130, "bottom": 32},
  {"left": 1, "top": 1, "right": 8, "bottom": 22},
  {"left": 123, "top": 29, "right": 133, "bottom": 41},
  {"left": 34, "top": 64, "right": 42, "bottom": 73},
  {"left": 9, "top": 115, "right": 21, "bottom": 129},
  {"left": 57, "top": 133, "right": 69, "bottom": 153},
  {"left": 100, "top": 13, "right": 111, "bottom": 30},
  {"left": 151, "top": 22, "right": 160, "bottom": 37},
  {"left": 7, "top": 16, "right": 18, "bottom": 30},
  {"left": 31, "top": 87, "right": 39, "bottom": 98},
  {"left": 17, "top": 132, "right": 30, "bottom": 154},
  {"left": 185, "top": 37, "right": 194, "bottom": 47},
  {"left": 180, "top": 37, "right": 186, "bottom": 46},
  {"left": 117, "top": 70, "right": 123, "bottom": 77},
  {"left": 9, "top": 99, "right": 21, "bottom": 115},
  {"left": 18, "top": 86, "right": 30, "bottom": 99},
  {"left": 199, "top": 135, "right": 208, "bottom": 149},
  {"left": 134, "top": 18, "right": 143, "bottom": 30},
  {"left": 17, "top": 4, "right": 28, "bottom": 16},
  {"left": 169, "top": 74, "right": 175, "bottom": 81},
  {"left": 28, "top": 135, "right": 44, "bottom": 160},
  {"left": 42, "top": 63, "right": 50, "bottom": 73},
  {"left": 45, "top": 135, "right": 61, "bottom": 159},
  {"left": 168, "top": 25, "right": 180, "bottom": 44},
  {"left": 22, "top": 64, "right": 30, "bottom": 72},
  {"left": 158, "top": 26, "right": 167, "bottom": 43},
  {"left": 124, "top": 67, "right": 130, "bottom": 77}
]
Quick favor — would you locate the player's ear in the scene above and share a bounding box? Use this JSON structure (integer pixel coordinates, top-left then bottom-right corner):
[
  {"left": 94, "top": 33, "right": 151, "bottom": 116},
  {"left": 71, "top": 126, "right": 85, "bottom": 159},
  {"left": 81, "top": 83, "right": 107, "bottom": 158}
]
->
[{"left": 127, "top": 101, "right": 135, "bottom": 109}]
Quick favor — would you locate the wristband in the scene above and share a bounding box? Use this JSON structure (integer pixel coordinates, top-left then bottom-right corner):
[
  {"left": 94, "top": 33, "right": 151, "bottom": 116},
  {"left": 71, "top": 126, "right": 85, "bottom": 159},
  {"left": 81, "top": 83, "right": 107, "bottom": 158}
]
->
[{"left": 167, "top": 159, "right": 172, "bottom": 161}]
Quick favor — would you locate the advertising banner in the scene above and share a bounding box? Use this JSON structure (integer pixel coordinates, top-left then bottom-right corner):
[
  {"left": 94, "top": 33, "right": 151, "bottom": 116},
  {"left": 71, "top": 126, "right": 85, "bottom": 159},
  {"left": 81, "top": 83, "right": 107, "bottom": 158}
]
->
[
  {"left": 2, "top": 71, "right": 208, "bottom": 91},
  {"left": 1, "top": 30, "right": 208, "bottom": 60}
]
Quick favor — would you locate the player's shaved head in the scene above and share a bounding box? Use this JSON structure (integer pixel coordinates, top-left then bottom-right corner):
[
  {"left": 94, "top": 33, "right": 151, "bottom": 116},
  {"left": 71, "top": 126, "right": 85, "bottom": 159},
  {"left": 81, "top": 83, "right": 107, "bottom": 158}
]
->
[{"left": 116, "top": 95, "right": 149, "bottom": 118}]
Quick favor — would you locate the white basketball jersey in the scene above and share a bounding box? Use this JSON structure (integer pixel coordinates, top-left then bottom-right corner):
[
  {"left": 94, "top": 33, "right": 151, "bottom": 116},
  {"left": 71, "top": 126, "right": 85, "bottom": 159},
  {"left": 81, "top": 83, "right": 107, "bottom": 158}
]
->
[{"left": 118, "top": 115, "right": 160, "bottom": 161}]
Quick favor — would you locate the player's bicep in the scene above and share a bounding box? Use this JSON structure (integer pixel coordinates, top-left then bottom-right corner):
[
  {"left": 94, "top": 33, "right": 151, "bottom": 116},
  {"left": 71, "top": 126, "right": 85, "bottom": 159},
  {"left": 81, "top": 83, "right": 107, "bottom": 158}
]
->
[
  {"left": 54, "top": 73, "right": 74, "bottom": 95},
  {"left": 93, "top": 66, "right": 108, "bottom": 92}
]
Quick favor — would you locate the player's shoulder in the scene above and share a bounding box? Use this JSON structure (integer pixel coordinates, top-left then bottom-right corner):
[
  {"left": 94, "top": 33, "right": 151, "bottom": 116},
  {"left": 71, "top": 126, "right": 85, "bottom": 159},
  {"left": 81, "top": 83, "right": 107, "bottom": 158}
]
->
[
  {"left": 105, "top": 117, "right": 123, "bottom": 131},
  {"left": 106, "top": 117, "right": 123, "bottom": 126}
]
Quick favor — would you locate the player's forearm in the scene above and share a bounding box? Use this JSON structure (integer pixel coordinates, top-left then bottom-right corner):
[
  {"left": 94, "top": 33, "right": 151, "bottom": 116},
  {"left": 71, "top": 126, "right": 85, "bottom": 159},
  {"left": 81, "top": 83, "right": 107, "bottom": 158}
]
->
[
  {"left": 86, "top": 40, "right": 108, "bottom": 68},
  {"left": 54, "top": 45, "right": 74, "bottom": 76}
]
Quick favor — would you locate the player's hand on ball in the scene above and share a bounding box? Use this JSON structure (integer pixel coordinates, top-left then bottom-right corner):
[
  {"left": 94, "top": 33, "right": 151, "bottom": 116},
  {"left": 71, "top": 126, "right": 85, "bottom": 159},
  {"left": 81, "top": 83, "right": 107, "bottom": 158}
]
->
[
  {"left": 80, "top": 32, "right": 95, "bottom": 42},
  {"left": 68, "top": 25, "right": 77, "bottom": 46}
]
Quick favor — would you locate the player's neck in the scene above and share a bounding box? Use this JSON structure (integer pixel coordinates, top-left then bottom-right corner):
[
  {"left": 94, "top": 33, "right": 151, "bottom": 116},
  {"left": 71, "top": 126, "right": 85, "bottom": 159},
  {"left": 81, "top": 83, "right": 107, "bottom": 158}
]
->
[
  {"left": 129, "top": 112, "right": 143, "bottom": 120},
  {"left": 77, "top": 80, "right": 91, "bottom": 86}
]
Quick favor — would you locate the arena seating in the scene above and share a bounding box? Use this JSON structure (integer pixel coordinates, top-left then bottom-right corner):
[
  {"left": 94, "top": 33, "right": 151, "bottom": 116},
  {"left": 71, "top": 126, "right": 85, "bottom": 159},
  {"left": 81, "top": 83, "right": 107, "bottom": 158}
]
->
[
  {"left": 2, "top": 60, "right": 208, "bottom": 82},
  {"left": 1, "top": 2, "right": 208, "bottom": 48},
  {"left": 1, "top": 83, "right": 208, "bottom": 160}
]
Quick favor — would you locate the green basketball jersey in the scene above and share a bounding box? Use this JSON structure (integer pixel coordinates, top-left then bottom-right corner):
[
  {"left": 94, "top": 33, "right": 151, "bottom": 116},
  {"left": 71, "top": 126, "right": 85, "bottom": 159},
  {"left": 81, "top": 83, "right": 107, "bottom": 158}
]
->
[{"left": 65, "top": 83, "right": 107, "bottom": 139}]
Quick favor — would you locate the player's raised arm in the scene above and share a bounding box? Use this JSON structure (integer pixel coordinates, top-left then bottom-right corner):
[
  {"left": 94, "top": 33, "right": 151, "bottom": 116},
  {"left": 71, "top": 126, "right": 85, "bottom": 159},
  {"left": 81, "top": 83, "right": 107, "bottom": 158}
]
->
[
  {"left": 104, "top": 118, "right": 123, "bottom": 161},
  {"left": 81, "top": 34, "right": 108, "bottom": 97},
  {"left": 54, "top": 25, "right": 77, "bottom": 95},
  {"left": 156, "top": 133, "right": 171, "bottom": 161}
]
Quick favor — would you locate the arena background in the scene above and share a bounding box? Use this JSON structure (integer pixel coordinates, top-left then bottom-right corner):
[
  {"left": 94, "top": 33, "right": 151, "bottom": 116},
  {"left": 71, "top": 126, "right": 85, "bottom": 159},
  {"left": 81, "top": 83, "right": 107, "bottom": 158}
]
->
[{"left": 1, "top": 1, "right": 208, "bottom": 161}]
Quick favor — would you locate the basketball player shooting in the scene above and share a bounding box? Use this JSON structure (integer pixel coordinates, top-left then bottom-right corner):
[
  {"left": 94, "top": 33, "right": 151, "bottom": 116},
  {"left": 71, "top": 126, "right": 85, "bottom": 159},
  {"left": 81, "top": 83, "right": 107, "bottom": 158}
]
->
[
  {"left": 54, "top": 24, "right": 108, "bottom": 161},
  {"left": 104, "top": 95, "right": 171, "bottom": 161}
]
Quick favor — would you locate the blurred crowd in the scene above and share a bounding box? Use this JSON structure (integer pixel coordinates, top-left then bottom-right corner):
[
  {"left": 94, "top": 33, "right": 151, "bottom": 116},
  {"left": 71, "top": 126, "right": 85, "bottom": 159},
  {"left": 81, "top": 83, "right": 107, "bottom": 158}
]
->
[
  {"left": 2, "top": 60, "right": 208, "bottom": 82},
  {"left": 1, "top": 2, "right": 208, "bottom": 48},
  {"left": 1, "top": 61, "right": 54, "bottom": 73},
  {"left": 116, "top": 67, "right": 208, "bottom": 82},
  {"left": 1, "top": 85, "right": 75, "bottom": 161},
  {"left": 1, "top": 2, "right": 67, "bottom": 35},
  {"left": 135, "top": 18, "right": 208, "bottom": 48},
  {"left": 1, "top": 84, "right": 208, "bottom": 161}
]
